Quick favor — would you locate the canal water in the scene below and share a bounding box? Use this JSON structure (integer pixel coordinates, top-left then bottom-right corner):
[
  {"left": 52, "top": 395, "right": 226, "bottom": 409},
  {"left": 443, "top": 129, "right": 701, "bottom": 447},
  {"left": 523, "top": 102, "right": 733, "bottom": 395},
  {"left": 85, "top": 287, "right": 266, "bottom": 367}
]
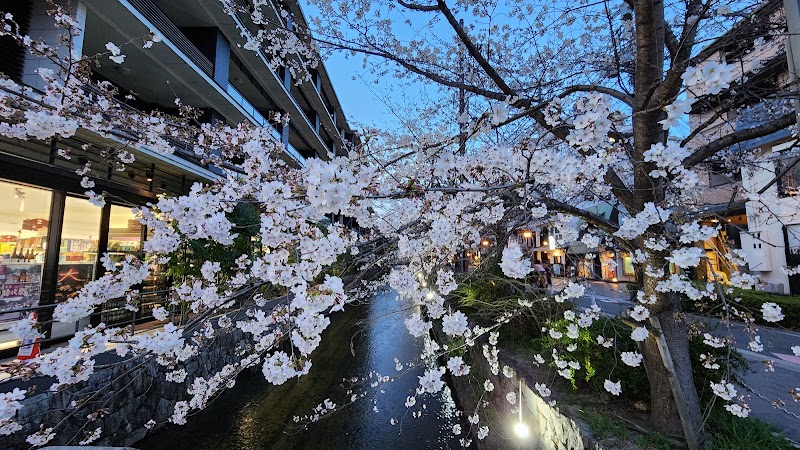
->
[{"left": 137, "top": 289, "right": 464, "bottom": 449}]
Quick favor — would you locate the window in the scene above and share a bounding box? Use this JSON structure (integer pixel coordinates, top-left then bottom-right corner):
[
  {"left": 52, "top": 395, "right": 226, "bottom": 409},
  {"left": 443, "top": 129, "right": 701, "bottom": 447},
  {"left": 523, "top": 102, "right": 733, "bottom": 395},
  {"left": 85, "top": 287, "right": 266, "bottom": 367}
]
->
[
  {"left": 101, "top": 205, "right": 143, "bottom": 325},
  {"left": 708, "top": 162, "right": 741, "bottom": 187},
  {"left": 51, "top": 196, "right": 101, "bottom": 339},
  {"left": 0, "top": 180, "right": 51, "bottom": 349},
  {"left": 777, "top": 157, "right": 800, "bottom": 197},
  {"left": 622, "top": 253, "right": 635, "bottom": 276}
]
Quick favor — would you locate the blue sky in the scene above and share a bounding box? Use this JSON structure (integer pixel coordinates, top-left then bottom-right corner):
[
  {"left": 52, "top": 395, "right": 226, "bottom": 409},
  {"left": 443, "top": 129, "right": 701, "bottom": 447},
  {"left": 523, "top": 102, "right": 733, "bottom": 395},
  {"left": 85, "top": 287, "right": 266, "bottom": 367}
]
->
[
  {"left": 305, "top": 1, "right": 699, "bottom": 138},
  {"left": 322, "top": 51, "right": 398, "bottom": 129},
  {"left": 301, "top": 0, "right": 457, "bottom": 131}
]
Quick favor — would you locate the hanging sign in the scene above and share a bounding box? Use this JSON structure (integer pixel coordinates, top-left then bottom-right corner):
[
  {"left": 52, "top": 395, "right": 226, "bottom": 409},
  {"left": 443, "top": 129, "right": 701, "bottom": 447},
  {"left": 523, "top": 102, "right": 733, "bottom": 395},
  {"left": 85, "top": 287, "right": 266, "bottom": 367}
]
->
[{"left": 22, "top": 219, "right": 49, "bottom": 231}]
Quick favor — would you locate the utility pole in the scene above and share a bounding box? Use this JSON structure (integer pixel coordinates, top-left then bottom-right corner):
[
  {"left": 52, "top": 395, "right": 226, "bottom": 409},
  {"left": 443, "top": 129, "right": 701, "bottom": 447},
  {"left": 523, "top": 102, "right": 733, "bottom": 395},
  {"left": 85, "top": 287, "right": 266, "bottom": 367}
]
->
[
  {"left": 457, "top": 19, "right": 467, "bottom": 155},
  {"left": 784, "top": 0, "right": 800, "bottom": 123}
]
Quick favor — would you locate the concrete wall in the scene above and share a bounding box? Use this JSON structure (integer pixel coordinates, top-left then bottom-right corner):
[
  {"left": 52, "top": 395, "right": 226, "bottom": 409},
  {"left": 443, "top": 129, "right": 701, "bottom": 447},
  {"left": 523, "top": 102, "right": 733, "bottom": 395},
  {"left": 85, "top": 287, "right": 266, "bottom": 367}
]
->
[{"left": 22, "top": 0, "right": 87, "bottom": 91}]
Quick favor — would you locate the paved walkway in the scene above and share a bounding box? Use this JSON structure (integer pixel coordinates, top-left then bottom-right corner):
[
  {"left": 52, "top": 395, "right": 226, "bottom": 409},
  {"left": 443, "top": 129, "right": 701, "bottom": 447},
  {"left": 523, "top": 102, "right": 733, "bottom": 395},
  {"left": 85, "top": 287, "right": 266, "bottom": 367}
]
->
[{"left": 571, "top": 280, "right": 800, "bottom": 443}]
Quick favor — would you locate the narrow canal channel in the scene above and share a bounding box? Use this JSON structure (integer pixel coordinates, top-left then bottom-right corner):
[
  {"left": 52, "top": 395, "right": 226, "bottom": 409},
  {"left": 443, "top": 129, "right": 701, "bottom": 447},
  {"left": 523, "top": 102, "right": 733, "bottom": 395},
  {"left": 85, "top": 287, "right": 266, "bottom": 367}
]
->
[{"left": 137, "top": 289, "right": 464, "bottom": 449}]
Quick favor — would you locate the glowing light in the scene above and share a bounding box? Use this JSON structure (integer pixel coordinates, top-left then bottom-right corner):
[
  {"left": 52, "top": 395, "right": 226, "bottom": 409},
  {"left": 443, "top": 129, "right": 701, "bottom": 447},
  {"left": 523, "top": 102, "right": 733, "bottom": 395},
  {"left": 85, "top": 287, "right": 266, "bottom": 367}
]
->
[
  {"left": 522, "top": 230, "right": 533, "bottom": 239},
  {"left": 513, "top": 379, "right": 530, "bottom": 439},
  {"left": 514, "top": 421, "right": 530, "bottom": 439},
  {"left": 611, "top": 277, "right": 618, "bottom": 282},
  {"left": 481, "top": 239, "right": 490, "bottom": 247},
  {"left": 425, "top": 291, "right": 435, "bottom": 300}
]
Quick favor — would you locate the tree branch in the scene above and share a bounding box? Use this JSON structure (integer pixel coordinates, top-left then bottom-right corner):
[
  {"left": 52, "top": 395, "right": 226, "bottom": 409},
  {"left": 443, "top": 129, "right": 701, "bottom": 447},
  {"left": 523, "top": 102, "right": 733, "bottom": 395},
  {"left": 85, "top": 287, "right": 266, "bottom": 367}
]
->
[
  {"left": 683, "top": 112, "right": 796, "bottom": 167},
  {"left": 435, "top": 0, "right": 515, "bottom": 96},
  {"left": 557, "top": 84, "right": 634, "bottom": 107},
  {"left": 396, "top": 0, "right": 439, "bottom": 11},
  {"left": 311, "top": 36, "right": 507, "bottom": 101}
]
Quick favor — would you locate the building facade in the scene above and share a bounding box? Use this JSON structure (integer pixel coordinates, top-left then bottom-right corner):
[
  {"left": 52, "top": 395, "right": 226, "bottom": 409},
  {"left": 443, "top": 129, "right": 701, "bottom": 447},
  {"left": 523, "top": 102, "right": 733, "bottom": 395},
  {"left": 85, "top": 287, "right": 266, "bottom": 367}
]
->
[
  {"left": 0, "top": 0, "right": 354, "bottom": 352},
  {"left": 688, "top": 0, "right": 799, "bottom": 294}
]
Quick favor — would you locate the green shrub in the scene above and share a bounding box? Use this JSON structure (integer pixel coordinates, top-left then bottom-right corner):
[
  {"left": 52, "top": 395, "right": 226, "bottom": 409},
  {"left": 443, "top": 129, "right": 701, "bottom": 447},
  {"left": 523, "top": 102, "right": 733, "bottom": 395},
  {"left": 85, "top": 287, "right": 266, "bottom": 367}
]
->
[
  {"left": 682, "top": 285, "right": 800, "bottom": 331},
  {"left": 164, "top": 202, "right": 262, "bottom": 282},
  {"left": 531, "top": 317, "right": 650, "bottom": 401},
  {"left": 452, "top": 256, "right": 567, "bottom": 344},
  {"left": 687, "top": 333, "right": 747, "bottom": 409},
  {"left": 708, "top": 410, "right": 794, "bottom": 450}
]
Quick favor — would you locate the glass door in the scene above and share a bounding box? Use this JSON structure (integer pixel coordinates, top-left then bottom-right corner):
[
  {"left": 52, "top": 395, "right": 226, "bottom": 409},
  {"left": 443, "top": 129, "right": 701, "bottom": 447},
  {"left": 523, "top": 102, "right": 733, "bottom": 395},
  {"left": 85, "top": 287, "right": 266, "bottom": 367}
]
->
[
  {"left": 51, "top": 196, "right": 101, "bottom": 339},
  {"left": 101, "top": 205, "right": 143, "bottom": 325}
]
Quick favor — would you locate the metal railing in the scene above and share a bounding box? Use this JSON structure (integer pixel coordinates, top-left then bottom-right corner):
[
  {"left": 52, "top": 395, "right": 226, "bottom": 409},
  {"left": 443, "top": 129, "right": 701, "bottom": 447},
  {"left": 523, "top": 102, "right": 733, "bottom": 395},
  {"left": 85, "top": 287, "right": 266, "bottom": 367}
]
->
[
  {"left": 126, "top": 0, "right": 214, "bottom": 77},
  {"left": 0, "top": 289, "right": 172, "bottom": 355}
]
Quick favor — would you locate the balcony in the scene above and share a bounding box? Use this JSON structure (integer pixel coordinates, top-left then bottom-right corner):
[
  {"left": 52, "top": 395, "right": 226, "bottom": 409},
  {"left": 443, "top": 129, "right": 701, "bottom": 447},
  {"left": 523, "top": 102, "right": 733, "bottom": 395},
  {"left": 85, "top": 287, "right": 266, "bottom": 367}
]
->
[{"left": 80, "top": 0, "right": 305, "bottom": 166}]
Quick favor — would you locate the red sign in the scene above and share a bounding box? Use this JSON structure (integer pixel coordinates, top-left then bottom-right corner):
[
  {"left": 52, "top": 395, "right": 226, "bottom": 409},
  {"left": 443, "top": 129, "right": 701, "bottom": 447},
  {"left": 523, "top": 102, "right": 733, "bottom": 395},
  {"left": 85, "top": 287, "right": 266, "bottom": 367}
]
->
[
  {"left": 22, "top": 219, "right": 48, "bottom": 231},
  {"left": 0, "top": 235, "right": 15, "bottom": 243}
]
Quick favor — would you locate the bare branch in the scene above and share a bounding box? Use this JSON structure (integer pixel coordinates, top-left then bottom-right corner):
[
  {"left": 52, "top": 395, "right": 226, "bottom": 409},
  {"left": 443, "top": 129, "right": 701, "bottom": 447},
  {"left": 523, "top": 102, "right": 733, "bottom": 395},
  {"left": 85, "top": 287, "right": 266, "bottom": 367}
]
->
[
  {"left": 434, "top": 0, "right": 515, "bottom": 96},
  {"left": 396, "top": 0, "right": 439, "bottom": 11},
  {"left": 558, "top": 84, "right": 634, "bottom": 106},
  {"left": 683, "top": 112, "right": 797, "bottom": 167}
]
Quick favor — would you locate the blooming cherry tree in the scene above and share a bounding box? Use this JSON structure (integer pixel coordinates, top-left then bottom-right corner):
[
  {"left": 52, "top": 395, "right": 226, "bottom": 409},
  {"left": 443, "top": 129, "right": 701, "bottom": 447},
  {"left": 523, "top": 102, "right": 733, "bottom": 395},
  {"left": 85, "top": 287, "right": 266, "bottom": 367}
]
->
[{"left": 0, "top": 1, "right": 797, "bottom": 449}]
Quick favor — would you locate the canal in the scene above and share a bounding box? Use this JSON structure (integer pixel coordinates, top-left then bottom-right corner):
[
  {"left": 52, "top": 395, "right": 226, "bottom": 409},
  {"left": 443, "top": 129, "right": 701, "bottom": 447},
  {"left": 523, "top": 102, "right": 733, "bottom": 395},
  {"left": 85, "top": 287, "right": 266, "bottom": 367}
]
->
[{"left": 136, "top": 289, "right": 464, "bottom": 449}]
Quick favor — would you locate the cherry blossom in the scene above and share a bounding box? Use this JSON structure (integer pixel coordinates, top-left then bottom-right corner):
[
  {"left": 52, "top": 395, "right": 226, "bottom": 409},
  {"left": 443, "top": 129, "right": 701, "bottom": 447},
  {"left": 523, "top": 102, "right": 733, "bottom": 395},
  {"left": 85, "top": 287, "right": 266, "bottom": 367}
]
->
[
  {"left": 499, "top": 240, "right": 533, "bottom": 279},
  {"left": 621, "top": 352, "right": 643, "bottom": 367},
  {"left": 761, "top": 303, "right": 785, "bottom": 323},
  {"left": 604, "top": 379, "right": 622, "bottom": 396}
]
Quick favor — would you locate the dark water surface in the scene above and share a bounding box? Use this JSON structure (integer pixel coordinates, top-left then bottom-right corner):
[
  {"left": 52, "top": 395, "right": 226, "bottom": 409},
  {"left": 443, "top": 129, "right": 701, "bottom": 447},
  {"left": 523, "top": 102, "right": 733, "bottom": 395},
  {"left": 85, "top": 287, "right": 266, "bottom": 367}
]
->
[{"left": 137, "top": 290, "right": 463, "bottom": 449}]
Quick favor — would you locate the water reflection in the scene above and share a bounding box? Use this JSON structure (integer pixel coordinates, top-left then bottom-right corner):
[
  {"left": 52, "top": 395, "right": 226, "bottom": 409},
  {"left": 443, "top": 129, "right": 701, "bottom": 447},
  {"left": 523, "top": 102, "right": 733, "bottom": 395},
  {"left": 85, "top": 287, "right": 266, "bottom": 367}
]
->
[{"left": 137, "top": 289, "right": 463, "bottom": 449}]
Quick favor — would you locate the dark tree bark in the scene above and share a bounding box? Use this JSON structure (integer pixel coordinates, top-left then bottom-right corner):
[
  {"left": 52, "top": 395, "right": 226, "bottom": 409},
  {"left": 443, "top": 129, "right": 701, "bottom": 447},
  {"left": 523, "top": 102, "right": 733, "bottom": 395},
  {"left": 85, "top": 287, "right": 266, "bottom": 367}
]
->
[{"left": 630, "top": 3, "right": 704, "bottom": 446}]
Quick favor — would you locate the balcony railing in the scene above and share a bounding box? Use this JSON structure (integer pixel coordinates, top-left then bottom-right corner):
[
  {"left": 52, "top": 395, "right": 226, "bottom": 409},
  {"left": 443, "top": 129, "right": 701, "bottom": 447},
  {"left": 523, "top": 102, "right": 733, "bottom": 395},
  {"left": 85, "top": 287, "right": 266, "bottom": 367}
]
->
[
  {"left": 118, "top": 1, "right": 306, "bottom": 165},
  {"left": 126, "top": 0, "right": 214, "bottom": 76}
]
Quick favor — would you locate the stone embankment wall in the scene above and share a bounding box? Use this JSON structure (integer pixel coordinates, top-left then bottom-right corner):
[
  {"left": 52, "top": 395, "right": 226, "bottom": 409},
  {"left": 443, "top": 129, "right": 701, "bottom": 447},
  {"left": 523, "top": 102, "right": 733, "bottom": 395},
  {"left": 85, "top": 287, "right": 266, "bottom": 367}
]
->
[
  {"left": 447, "top": 339, "right": 601, "bottom": 450},
  {"left": 0, "top": 301, "right": 283, "bottom": 450}
]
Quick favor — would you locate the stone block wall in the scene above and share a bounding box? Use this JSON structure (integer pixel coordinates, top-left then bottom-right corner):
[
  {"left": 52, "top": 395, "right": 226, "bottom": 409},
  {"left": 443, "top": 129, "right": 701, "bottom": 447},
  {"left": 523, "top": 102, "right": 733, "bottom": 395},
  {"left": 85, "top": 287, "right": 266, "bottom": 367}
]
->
[
  {"left": 447, "top": 338, "right": 600, "bottom": 450},
  {"left": 0, "top": 306, "right": 274, "bottom": 449}
]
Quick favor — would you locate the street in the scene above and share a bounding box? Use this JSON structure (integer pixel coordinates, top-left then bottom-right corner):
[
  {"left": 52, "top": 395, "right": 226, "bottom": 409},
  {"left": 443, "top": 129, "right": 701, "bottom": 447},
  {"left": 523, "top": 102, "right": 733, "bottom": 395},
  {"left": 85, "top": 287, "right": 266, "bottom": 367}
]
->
[{"left": 570, "top": 280, "right": 800, "bottom": 443}]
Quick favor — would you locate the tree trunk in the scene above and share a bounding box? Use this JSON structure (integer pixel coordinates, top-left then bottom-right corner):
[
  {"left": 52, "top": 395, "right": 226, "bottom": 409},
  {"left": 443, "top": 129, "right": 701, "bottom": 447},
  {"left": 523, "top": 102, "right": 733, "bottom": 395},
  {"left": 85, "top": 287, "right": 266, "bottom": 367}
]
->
[
  {"left": 638, "top": 252, "right": 704, "bottom": 449},
  {"left": 628, "top": 1, "right": 704, "bottom": 445}
]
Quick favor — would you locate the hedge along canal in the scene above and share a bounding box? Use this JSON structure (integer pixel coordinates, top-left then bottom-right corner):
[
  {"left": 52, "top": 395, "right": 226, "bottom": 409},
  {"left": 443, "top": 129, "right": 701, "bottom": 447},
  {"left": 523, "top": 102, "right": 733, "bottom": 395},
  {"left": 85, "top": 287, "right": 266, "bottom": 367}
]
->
[{"left": 136, "top": 289, "right": 464, "bottom": 449}]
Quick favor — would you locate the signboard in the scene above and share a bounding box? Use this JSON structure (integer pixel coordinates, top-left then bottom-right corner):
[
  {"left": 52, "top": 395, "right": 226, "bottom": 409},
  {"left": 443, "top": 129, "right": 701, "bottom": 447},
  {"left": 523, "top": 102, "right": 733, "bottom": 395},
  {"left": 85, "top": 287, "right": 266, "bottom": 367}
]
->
[
  {"left": 0, "top": 263, "right": 42, "bottom": 324},
  {"left": 21, "top": 218, "right": 48, "bottom": 231},
  {"left": 55, "top": 263, "right": 94, "bottom": 303}
]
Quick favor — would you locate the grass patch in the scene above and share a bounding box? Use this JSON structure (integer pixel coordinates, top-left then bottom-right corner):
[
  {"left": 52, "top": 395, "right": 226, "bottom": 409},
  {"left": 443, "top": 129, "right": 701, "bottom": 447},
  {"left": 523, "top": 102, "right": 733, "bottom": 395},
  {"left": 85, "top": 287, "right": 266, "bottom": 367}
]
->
[
  {"left": 708, "top": 411, "right": 794, "bottom": 450},
  {"left": 635, "top": 432, "right": 672, "bottom": 450},
  {"left": 579, "top": 409, "right": 629, "bottom": 440}
]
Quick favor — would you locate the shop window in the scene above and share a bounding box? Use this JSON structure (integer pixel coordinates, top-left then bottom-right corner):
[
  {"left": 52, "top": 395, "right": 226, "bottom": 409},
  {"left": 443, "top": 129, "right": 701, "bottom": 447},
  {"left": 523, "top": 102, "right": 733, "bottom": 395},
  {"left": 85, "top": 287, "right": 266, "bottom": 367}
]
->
[
  {"left": 622, "top": 253, "right": 635, "bottom": 276},
  {"left": 107, "top": 205, "right": 143, "bottom": 263},
  {"left": 101, "top": 206, "right": 168, "bottom": 326},
  {"left": 51, "top": 196, "right": 101, "bottom": 339},
  {"left": 101, "top": 205, "right": 143, "bottom": 325},
  {"left": 0, "top": 181, "right": 51, "bottom": 350}
]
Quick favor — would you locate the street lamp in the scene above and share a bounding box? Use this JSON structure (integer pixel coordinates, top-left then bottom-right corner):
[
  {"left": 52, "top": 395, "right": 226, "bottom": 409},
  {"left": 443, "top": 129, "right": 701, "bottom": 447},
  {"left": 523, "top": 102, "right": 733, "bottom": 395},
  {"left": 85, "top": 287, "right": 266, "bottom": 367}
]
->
[
  {"left": 513, "top": 380, "right": 530, "bottom": 439},
  {"left": 481, "top": 239, "right": 490, "bottom": 247}
]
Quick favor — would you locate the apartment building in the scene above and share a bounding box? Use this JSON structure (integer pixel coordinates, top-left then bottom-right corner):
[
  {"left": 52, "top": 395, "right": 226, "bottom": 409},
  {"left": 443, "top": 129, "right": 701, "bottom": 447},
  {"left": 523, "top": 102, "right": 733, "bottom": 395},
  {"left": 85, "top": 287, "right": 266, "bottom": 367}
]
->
[
  {"left": 688, "top": 0, "right": 800, "bottom": 294},
  {"left": 0, "top": 0, "right": 355, "bottom": 351}
]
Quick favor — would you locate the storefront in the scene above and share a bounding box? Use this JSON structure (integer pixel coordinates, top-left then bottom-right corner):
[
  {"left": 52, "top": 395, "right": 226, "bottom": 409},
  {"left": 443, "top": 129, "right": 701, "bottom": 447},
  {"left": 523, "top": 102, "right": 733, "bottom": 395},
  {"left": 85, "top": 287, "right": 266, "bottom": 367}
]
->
[
  {"left": 695, "top": 215, "right": 746, "bottom": 284},
  {"left": 599, "top": 249, "right": 636, "bottom": 283},
  {"left": 0, "top": 178, "right": 169, "bottom": 354}
]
